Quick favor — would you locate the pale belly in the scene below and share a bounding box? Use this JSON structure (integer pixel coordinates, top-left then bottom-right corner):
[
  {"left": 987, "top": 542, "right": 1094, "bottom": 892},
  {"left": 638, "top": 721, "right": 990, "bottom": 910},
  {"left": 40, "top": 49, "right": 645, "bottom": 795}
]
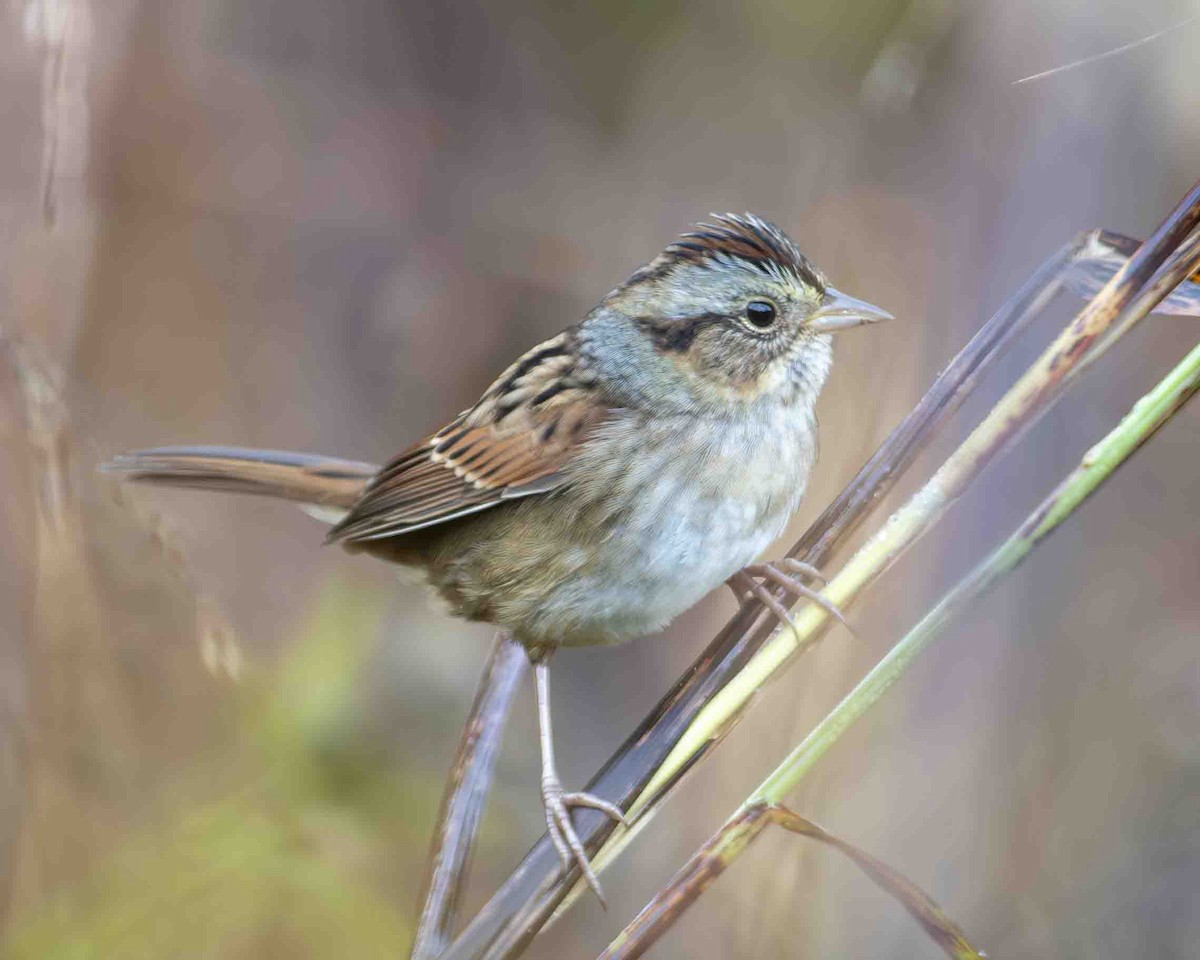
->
[
  {"left": 422, "top": 406, "right": 817, "bottom": 650},
  {"left": 548, "top": 480, "right": 792, "bottom": 647}
]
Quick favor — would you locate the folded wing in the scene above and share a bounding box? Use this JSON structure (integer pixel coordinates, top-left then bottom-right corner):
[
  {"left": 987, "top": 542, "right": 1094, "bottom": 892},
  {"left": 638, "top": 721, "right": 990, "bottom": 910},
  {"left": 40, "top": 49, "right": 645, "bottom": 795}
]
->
[{"left": 326, "top": 331, "right": 609, "bottom": 543}]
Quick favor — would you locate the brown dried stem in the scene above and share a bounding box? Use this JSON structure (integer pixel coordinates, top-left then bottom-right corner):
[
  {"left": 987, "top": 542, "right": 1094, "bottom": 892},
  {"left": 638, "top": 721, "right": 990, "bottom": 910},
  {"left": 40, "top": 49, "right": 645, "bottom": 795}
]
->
[
  {"left": 411, "top": 631, "right": 528, "bottom": 959},
  {"left": 598, "top": 804, "right": 986, "bottom": 960}
]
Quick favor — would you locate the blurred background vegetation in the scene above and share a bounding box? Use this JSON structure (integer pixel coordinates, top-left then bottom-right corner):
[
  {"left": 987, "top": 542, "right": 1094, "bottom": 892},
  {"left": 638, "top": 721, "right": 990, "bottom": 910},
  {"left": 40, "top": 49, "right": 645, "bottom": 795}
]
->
[{"left": 1, "top": 0, "right": 1197, "bottom": 956}]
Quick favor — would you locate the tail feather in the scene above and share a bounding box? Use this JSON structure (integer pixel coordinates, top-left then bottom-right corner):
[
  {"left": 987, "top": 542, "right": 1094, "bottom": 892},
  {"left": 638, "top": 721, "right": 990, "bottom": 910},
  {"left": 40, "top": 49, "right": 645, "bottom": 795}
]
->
[{"left": 103, "top": 446, "right": 379, "bottom": 514}]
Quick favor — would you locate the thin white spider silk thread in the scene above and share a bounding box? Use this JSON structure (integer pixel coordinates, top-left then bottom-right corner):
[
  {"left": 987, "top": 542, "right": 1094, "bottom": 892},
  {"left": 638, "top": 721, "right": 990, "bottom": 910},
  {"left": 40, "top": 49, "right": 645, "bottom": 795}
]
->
[{"left": 1014, "top": 12, "right": 1199, "bottom": 85}]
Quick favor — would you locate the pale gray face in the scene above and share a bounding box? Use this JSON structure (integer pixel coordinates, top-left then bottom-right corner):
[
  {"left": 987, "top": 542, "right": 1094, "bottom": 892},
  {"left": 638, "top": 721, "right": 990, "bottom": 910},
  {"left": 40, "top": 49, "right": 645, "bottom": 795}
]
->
[
  {"left": 579, "top": 214, "right": 890, "bottom": 413},
  {"left": 600, "top": 215, "right": 831, "bottom": 405},
  {"left": 621, "top": 254, "right": 828, "bottom": 399}
]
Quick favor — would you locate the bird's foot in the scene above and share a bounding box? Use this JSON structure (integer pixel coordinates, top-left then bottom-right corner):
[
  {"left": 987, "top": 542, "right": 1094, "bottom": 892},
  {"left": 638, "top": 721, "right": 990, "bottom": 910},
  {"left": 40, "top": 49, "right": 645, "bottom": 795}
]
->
[
  {"left": 541, "top": 774, "right": 629, "bottom": 906},
  {"left": 727, "top": 558, "right": 854, "bottom": 636}
]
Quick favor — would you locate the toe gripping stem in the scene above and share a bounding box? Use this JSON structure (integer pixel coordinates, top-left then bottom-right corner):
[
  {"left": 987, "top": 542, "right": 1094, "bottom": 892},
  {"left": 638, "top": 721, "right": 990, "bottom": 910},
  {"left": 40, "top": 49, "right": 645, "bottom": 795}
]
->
[{"left": 728, "top": 558, "right": 854, "bottom": 638}]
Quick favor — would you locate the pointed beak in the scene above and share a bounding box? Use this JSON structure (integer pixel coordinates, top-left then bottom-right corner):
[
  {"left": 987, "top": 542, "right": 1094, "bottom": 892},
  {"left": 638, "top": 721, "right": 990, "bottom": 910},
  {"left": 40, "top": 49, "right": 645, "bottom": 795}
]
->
[{"left": 806, "top": 287, "right": 894, "bottom": 334}]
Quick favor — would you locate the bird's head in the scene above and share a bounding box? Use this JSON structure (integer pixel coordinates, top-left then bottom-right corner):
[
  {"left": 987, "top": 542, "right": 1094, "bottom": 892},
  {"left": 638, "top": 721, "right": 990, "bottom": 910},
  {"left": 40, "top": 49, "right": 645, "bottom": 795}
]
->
[{"left": 586, "top": 213, "right": 891, "bottom": 412}]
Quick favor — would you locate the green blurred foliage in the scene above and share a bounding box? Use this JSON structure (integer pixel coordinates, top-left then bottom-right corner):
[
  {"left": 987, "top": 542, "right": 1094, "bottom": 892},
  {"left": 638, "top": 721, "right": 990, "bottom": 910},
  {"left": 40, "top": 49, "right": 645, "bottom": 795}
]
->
[{"left": 5, "top": 583, "right": 425, "bottom": 959}]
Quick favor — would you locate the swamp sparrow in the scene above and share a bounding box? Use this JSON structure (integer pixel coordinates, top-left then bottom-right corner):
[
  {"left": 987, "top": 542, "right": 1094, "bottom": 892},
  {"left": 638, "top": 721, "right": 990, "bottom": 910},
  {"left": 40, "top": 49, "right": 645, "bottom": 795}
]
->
[{"left": 107, "top": 214, "right": 891, "bottom": 899}]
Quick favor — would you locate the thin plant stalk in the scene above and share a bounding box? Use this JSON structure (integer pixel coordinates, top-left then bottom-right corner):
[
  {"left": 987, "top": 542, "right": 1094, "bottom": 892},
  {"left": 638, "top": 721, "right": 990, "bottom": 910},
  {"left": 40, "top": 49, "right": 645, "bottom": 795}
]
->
[
  {"left": 755, "top": 342, "right": 1200, "bottom": 805},
  {"left": 600, "top": 335, "right": 1200, "bottom": 960},
  {"left": 1077, "top": 227, "right": 1200, "bottom": 375},
  {"left": 411, "top": 631, "right": 527, "bottom": 959},
  {"left": 442, "top": 181, "right": 1200, "bottom": 959},
  {"left": 601, "top": 804, "right": 986, "bottom": 960}
]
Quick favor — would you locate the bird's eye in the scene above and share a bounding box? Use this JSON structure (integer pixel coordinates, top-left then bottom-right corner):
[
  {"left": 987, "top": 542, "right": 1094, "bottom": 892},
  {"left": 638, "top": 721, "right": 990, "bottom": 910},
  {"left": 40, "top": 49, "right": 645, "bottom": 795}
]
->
[{"left": 745, "top": 300, "right": 778, "bottom": 329}]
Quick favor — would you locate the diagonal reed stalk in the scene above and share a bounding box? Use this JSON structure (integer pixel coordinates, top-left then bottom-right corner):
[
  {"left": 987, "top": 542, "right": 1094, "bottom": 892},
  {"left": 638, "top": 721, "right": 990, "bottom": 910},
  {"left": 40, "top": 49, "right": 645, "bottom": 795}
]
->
[
  {"left": 412, "top": 631, "right": 527, "bottom": 960},
  {"left": 602, "top": 803, "right": 987, "bottom": 960},
  {"left": 439, "top": 179, "right": 1200, "bottom": 959},
  {"left": 599, "top": 331, "right": 1200, "bottom": 960}
]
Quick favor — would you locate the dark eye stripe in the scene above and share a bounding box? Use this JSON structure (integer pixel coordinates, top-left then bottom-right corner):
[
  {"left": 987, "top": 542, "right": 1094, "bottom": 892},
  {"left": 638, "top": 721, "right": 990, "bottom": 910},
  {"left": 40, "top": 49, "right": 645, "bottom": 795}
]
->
[{"left": 635, "top": 312, "right": 725, "bottom": 353}]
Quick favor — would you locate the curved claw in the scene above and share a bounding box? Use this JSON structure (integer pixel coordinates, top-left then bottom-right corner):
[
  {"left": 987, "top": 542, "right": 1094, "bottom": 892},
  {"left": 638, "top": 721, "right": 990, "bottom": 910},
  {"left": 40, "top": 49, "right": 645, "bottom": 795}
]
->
[
  {"left": 542, "top": 781, "right": 626, "bottom": 907},
  {"left": 735, "top": 575, "right": 803, "bottom": 640},
  {"left": 729, "top": 561, "right": 856, "bottom": 639},
  {"left": 776, "top": 557, "right": 828, "bottom": 584},
  {"left": 561, "top": 791, "right": 630, "bottom": 828}
]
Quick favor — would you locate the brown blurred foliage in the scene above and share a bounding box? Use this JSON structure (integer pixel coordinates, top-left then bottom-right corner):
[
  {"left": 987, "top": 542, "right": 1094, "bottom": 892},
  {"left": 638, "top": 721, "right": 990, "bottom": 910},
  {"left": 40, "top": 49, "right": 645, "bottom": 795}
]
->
[{"left": 0, "top": 1, "right": 1197, "bottom": 957}]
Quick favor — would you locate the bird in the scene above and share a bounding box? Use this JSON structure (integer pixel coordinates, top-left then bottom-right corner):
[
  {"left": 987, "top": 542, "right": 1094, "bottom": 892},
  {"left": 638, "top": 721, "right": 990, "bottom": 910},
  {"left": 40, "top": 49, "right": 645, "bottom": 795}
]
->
[{"left": 105, "top": 213, "right": 892, "bottom": 901}]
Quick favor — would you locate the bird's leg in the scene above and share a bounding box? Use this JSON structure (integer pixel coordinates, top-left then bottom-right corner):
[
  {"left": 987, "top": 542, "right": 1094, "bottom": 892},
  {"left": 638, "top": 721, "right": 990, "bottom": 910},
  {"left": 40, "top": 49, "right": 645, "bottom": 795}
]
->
[
  {"left": 532, "top": 655, "right": 628, "bottom": 906},
  {"left": 727, "top": 558, "right": 854, "bottom": 636}
]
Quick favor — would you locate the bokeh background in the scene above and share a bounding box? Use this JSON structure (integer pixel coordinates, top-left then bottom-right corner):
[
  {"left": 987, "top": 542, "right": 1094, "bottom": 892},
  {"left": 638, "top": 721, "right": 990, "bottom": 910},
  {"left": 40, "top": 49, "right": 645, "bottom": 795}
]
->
[{"left": 1, "top": 0, "right": 1198, "bottom": 957}]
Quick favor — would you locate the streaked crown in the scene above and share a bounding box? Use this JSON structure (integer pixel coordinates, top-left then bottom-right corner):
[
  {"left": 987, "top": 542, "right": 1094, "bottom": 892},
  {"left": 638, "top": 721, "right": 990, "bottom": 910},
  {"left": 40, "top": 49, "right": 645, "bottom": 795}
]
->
[
  {"left": 664, "top": 213, "right": 826, "bottom": 289},
  {"left": 628, "top": 213, "right": 826, "bottom": 292}
]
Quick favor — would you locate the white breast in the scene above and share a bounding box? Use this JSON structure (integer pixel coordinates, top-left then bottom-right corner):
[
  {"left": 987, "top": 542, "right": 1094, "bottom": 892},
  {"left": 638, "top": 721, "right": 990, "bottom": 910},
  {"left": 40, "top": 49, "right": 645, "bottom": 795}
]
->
[{"left": 552, "top": 403, "right": 816, "bottom": 645}]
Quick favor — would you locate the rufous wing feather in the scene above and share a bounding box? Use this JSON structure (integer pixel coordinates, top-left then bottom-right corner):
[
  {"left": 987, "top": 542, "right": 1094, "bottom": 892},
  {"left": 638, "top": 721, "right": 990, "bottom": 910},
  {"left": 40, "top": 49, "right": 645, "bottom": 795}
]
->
[{"left": 326, "top": 332, "right": 610, "bottom": 543}]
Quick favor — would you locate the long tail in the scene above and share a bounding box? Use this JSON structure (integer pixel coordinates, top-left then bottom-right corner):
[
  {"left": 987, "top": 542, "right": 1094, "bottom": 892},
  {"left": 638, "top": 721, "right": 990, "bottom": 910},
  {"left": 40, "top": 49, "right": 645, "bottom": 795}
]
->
[{"left": 103, "top": 446, "right": 379, "bottom": 523}]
